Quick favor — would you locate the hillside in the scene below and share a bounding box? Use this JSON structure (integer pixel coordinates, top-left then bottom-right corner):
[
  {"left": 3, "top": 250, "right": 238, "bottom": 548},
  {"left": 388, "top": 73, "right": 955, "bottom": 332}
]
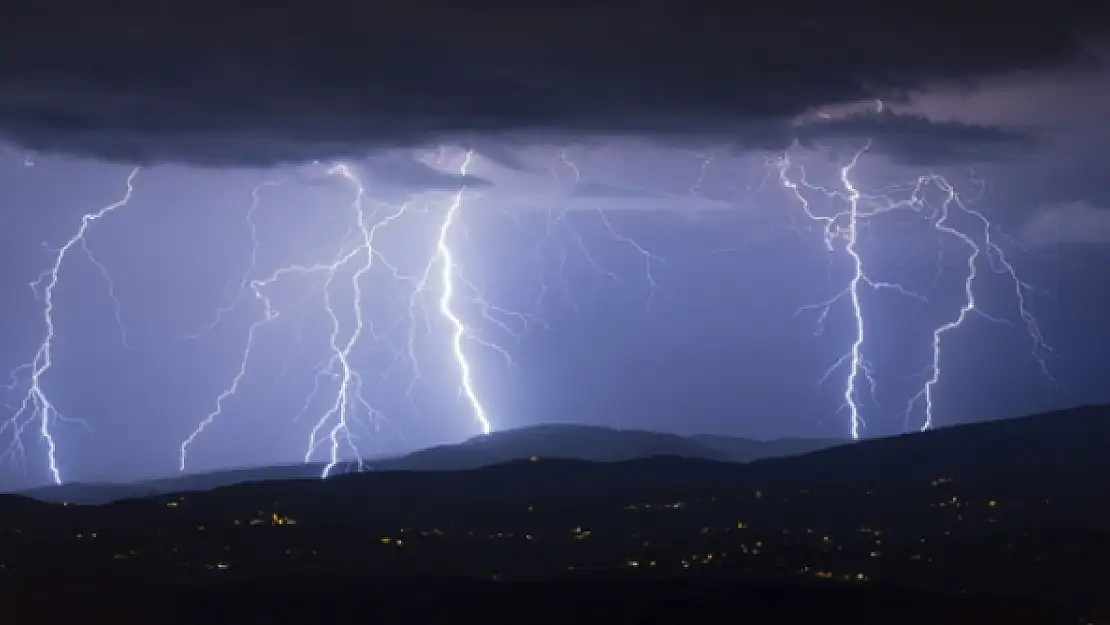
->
[
  {"left": 21, "top": 423, "right": 841, "bottom": 504},
  {"left": 2, "top": 405, "right": 1109, "bottom": 621},
  {"left": 742, "top": 403, "right": 1110, "bottom": 487},
  {"left": 21, "top": 463, "right": 326, "bottom": 505}
]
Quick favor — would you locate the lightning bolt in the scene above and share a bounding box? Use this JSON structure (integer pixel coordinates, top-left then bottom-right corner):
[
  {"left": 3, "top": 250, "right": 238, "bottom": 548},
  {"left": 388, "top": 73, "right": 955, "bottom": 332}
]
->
[
  {"left": 777, "top": 127, "right": 1052, "bottom": 438},
  {"left": 783, "top": 143, "right": 897, "bottom": 439},
  {"left": 181, "top": 149, "right": 526, "bottom": 478},
  {"left": 904, "top": 178, "right": 1053, "bottom": 432},
  {"left": 539, "top": 149, "right": 668, "bottom": 312},
  {"left": 182, "top": 179, "right": 281, "bottom": 341},
  {"left": 680, "top": 150, "right": 715, "bottom": 197},
  {"left": 2, "top": 167, "right": 140, "bottom": 484},
  {"left": 180, "top": 163, "right": 414, "bottom": 476},
  {"left": 429, "top": 150, "right": 492, "bottom": 435}
]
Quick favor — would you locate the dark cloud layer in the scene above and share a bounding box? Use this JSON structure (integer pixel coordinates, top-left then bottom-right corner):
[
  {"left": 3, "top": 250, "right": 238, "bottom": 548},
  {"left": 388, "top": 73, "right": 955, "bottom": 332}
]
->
[
  {"left": 795, "top": 112, "right": 1043, "bottom": 165},
  {"left": 361, "top": 154, "right": 492, "bottom": 190},
  {"left": 0, "top": 0, "right": 1103, "bottom": 166}
]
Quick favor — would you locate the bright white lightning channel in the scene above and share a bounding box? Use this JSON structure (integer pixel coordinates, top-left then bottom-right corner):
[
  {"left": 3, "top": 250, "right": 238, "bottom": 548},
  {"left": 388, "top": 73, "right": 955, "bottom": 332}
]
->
[
  {"left": 777, "top": 138, "right": 1052, "bottom": 438},
  {"left": 430, "top": 150, "right": 491, "bottom": 435},
  {"left": 180, "top": 151, "right": 508, "bottom": 477},
  {"left": 3, "top": 167, "right": 140, "bottom": 485}
]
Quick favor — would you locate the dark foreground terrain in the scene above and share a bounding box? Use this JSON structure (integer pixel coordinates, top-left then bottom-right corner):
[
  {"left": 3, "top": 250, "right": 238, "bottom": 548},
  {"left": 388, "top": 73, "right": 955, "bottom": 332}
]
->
[
  {"left": 2, "top": 405, "right": 1109, "bottom": 623},
  {"left": 0, "top": 574, "right": 1080, "bottom": 624}
]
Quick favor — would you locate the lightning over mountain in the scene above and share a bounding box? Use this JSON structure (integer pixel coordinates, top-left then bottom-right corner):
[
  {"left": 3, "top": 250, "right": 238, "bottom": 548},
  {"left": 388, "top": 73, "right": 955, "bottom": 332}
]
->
[
  {"left": 2, "top": 167, "right": 141, "bottom": 484},
  {"left": 178, "top": 154, "right": 509, "bottom": 477},
  {"left": 0, "top": 136, "right": 1062, "bottom": 486},
  {"left": 776, "top": 122, "right": 1053, "bottom": 438}
]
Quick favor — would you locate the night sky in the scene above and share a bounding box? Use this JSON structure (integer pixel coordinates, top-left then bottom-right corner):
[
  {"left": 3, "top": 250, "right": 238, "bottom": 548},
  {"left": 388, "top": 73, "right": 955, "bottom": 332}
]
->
[{"left": 1, "top": 1, "right": 1108, "bottom": 489}]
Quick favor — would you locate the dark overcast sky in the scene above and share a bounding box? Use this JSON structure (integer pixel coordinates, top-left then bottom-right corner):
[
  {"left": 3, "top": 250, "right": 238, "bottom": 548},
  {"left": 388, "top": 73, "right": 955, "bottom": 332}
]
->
[{"left": 1, "top": 0, "right": 1108, "bottom": 489}]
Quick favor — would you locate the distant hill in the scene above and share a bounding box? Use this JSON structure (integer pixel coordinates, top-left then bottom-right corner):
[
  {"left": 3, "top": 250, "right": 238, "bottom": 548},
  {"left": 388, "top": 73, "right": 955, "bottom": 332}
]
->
[
  {"left": 369, "top": 424, "right": 842, "bottom": 470},
  {"left": 2, "top": 405, "right": 1109, "bottom": 618},
  {"left": 740, "top": 403, "right": 1110, "bottom": 487},
  {"left": 20, "top": 423, "right": 842, "bottom": 504},
  {"left": 46, "top": 404, "right": 1100, "bottom": 513},
  {"left": 689, "top": 433, "right": 844, "bottom": 461},
  {"left": 20, "top": 463, "right": 326, "bottom": 506}
]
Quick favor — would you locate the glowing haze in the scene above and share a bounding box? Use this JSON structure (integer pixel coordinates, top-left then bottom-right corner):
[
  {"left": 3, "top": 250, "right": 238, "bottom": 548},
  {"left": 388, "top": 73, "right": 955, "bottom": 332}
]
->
[{"left": 1, "top": 0, "right": 1109, "bottom": 489}]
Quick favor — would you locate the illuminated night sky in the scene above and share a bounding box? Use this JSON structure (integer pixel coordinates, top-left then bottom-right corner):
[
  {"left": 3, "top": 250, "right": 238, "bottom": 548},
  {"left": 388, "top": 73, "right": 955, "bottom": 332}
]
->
[{"left": 1, "top": 1, "right": 1108, "bottom": 489}]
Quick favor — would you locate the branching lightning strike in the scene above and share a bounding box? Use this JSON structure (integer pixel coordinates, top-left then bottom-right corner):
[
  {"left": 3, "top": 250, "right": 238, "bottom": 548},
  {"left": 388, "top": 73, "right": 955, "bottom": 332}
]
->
[
  {"left": 3, "top": 167, "right": 141, "bottom": 484},
  {"left": 539, "top": 150, "right": 668, "bottom": 312},
  {"left": 5, "top": 145, "right": 665, "bottom": 483},
  {"left": 180, "top": 150, "right": 520, "bottom": 478},
  {"left": 3, "top": 135, "right": 1048, "bottom": 483},
  {"left": 777, "top": 127, "right": 1052, "bottom": 438}
]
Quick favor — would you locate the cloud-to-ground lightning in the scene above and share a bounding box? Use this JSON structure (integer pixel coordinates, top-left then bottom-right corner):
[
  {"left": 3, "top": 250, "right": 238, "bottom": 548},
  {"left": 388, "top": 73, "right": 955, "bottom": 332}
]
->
[
  {"left": 1, "top": 133, "right": 1053, "bottom": 484},
  {"left": 776, "top": 120, "right": 1053, "bottom": 437},
  {"left": 2, "top": 167, "right": 140, "bottom": 484},
  {"left": 180, "top": 163, "right": 417, "bottom": 476},
  {"left": 180, "top": 149, "right": 534, "bottom": 478},
  {"left": 781, "top": 143, "right": 908, "bottom": 439},
  {"left": 903, "top": 177, "right": 1054, "bottom": 432},
  {"left": 176, "top": 145, "right": 670, "bottom": 479},
  {"left": 427, "top": 150, "right": 492, "bottom": 435}
]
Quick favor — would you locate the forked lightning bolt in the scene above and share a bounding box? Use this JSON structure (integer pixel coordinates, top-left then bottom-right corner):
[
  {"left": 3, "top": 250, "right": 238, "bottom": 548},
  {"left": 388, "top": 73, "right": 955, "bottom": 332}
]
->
[
  {"left": 904, "top": 177, "right": 1053, "bottom": 431},
  {"left": 780, "top": 143, "right": 906, "bottom": 439},
  {"left": 777, "top": 131, "right": 1051, "bottom": 437},
  {"left": 2, "top": 167, "right": 140, "bottom": 484},
  {"left": 8, "top": 139, "right": 1040, "bottom": 483},
  {"left": 180, "top": 150, "right": 519, "bottom": 477},
  {"left": 180, "top": 163, "right": 417, "bottom": 476},
  {"left": 178, "top": 146, "right": 667, "bottom": 479},
  {"left": 413, "top": 150, "right": 493, "bottom": 435}
]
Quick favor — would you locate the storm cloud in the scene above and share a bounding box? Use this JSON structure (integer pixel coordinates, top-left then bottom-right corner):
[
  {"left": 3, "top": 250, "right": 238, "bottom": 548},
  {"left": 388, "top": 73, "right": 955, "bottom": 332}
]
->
[
  {"left": 795, "top": 112, "right": 1042, "bottom": 165},
  {"left": 0, "top": 0, "right": 1104, "bottom": 166}
]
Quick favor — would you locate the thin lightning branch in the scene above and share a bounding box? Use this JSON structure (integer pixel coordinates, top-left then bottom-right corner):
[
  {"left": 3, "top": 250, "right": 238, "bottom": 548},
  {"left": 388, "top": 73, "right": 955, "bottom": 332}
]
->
[
  {"left": 79, "top": 237, "right": 131, "bottom": 348},
  {"left": 558, "top": 149, "right": 580, "bottom": 185},
  {"left": 680, "top": 150, "right": 715, "bottom": 197},
  {"left": 543, "top": 150, "right": 669, "bottom": 310},
  {"left": 180, "top": 260, "right": 339, "bottom": 471},
  {"left": 595, "top": 210, "right": 667, "bottom": 307},
  {"left": 183, "top": 180, "right": 281, "bottom": 340},
  {"left": 536, "top": 149, "right": 622, "bottom": 311},
  {"left": 977, "top": 221, "right": 1055, "bottom": 380},
  {"left": 2, "top": 167, "right": 140, "bottom": 484}
]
